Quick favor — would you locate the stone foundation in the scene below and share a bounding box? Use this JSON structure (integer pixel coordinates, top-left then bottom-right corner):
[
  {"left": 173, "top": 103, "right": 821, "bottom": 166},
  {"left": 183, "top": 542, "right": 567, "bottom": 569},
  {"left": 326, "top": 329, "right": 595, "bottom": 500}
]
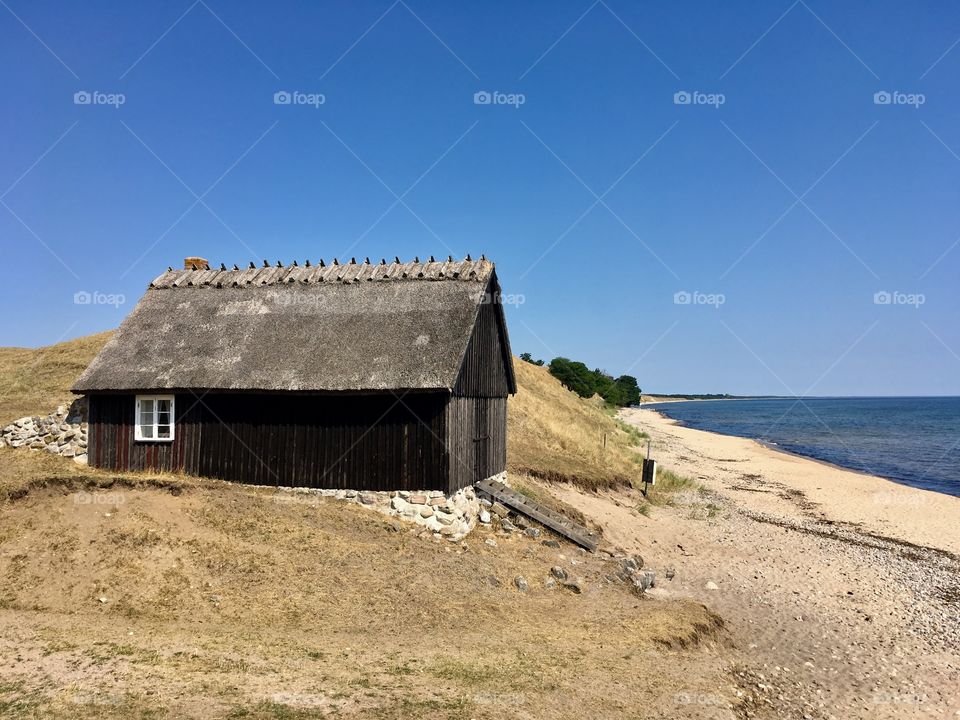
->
[
  {"left": 0, "top": 399, "right": 88, "bottom": 464},
  {"left": 272, "top": 481, "right": 498, "bottom": 541}
]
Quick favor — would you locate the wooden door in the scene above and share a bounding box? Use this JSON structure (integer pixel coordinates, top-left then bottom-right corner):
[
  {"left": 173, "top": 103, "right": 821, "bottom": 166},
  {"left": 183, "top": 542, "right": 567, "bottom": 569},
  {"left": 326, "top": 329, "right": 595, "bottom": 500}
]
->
[{"left": 473, "top": 399, "right": 489, "bottom": 483}]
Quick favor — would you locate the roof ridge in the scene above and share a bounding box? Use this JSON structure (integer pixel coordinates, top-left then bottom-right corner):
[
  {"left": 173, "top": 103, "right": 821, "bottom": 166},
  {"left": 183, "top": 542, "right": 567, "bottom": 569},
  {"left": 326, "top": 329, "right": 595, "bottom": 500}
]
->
[{"left": 150, "top": 256, "right": 494, "bottom": 290}]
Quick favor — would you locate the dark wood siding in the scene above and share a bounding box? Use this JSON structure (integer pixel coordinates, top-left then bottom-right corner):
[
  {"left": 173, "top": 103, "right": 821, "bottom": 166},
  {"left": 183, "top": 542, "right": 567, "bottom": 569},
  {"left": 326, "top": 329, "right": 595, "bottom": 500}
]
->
[
  {"left": 453, "top": 288, "right": 512, "bottom": 398},
  {"left": 445, "top": 396, "right": 507, "bottom": 493},
  {"left": 87, "top": 392, "right": 449, "bottom": 491},
  {"left": 87, "top": 393, "right": 202, "bottom": 473}
]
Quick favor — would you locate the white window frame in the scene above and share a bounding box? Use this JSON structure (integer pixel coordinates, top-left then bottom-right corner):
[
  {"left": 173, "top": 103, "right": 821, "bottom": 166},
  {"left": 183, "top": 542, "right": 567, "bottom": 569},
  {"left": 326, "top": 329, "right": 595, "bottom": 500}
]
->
[{"left": 134, "top": 394, "right": 175, "bottom": 442}]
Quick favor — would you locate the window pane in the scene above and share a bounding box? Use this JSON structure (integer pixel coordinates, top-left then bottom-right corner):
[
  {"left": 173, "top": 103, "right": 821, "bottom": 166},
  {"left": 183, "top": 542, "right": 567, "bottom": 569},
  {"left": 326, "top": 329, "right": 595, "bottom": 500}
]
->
[
  {"left": 157, "top": 425, "right": 171, "bottom": 439},
  {"left": 157, "top": 410, "right": 170, "bottom": 425},
  {"left": 141, "top": 399, "right": 154, "bottom": 415},
  {"left": 157, "top": 399, "right": 170, "bottom": 413},
  {"left": 140, "top": 425, "right": 154, "bottom": 439}
]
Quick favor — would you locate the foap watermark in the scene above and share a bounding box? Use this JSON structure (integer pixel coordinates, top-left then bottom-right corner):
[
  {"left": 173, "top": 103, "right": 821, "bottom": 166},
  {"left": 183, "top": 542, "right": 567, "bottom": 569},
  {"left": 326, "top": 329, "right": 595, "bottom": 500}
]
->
[
  {"left": 674, "top": 692, "right": 727, "bottom": 708},
  {"left": 275, "top": 294, "right": 328, "bottom": 310},
  {"left": 674, "top": 90, "right": 725, "bottom": 108},
  {"left": 74, "top": 90, "right": 125, "bottom": 108},
  {"left": 872, "top": 691, "right": 927, "bottom": 707},
  {"left": 74, "top": 290, "right": 126, "bottom": 308},
  {"left": 270, "top": 692, "right": 328, "bottom": 708},
  {"left": 873, "top": 290, "right": 925, "bottom": 308},
  {"left": 474, "top": 289, "right": 525, "bottom": 307},
  {"left": 872, "top": 491, "right": 929, "bottom": 509},
  {"left": 873, "top": 90, "right": 925, "bottom": 108},
  {"left": 474, "top": 90, "right": 525, "bottom": 108},
  {"left": 674, "top": 290, "right": 725, "bottom": 308},
  {"left": 74, "top": 491, "right": 125, "bottom": 506},
  {"left": 274, "top": 90, "right": 326, "bottom": 108}
]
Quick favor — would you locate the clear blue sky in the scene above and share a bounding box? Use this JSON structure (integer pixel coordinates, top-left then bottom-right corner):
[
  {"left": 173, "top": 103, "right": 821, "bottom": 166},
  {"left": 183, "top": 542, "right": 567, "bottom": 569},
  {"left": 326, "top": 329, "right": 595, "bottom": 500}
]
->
[{"left": 2, "top": 0, "right": 959, "bottom": 396}]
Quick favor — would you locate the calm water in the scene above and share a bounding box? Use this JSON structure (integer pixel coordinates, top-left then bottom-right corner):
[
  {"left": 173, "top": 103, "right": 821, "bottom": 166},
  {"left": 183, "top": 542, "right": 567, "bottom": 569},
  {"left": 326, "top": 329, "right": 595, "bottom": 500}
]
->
[{"left": 644, "top": 397, "right": 960, "bottom": 497}]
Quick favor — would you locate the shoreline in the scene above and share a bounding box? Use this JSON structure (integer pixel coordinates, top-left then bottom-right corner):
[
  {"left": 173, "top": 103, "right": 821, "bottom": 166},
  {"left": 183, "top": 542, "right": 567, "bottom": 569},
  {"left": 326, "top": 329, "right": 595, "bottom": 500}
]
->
[
  {"left": 553, "top": 408, "right": 960, "bottom": 718},
  {"left": 640, "top": 401, "right": 960, "bottom": 501},
  {"left": 620, "top": 406, "right": 960, "bottom": 557}
]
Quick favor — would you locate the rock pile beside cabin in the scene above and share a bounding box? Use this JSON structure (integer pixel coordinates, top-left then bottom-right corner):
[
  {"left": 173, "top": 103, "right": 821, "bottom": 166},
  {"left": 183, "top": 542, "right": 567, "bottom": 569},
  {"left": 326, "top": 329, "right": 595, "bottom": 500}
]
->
[
  {"left": 0, "top": 401, "right": 88, "bottom": 464},
  {"left": 273, "top": 483, "right": 485, "bottom": 541}
]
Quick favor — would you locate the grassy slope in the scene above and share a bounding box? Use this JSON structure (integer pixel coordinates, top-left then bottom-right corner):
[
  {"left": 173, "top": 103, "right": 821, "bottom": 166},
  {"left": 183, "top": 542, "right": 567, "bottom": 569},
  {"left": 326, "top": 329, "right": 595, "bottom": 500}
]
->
[
  {"left": 507, "top": 359, "right": 647, "bottom": 490},
  {"left": 0, "top": 331, "right": 112, "bottom": 423},
  {"left": 0, "top": 334, "right": 721, "bottom": 719}
]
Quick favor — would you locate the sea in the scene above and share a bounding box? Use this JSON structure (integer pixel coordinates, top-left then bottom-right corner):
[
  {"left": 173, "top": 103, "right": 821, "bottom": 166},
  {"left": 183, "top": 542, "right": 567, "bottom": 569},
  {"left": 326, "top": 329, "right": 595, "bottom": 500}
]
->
[{"left": 643, "top": 397, "right": 960, "bottom": 497}]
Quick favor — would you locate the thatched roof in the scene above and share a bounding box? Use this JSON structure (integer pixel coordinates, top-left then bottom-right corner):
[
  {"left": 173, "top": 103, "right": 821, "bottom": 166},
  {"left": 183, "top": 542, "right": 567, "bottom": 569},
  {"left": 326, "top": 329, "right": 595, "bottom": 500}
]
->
[{"left": 73, "top": 257, "right": 511, "bottom": 393}]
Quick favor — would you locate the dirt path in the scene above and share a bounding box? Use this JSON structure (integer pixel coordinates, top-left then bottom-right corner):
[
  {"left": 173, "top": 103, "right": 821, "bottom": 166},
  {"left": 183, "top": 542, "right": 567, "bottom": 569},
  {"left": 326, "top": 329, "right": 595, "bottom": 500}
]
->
[{"left": 549, "top": 409, "right": 960, "bottom": 720}]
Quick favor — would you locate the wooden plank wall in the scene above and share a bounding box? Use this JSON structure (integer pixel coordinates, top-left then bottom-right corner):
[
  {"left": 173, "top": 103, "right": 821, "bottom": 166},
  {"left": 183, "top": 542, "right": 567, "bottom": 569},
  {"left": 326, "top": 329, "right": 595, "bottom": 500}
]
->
[
  {"left": 88, "top": 392, "right": 450, "bottom": 491},
  {"left": 453, "top": 293, "right": 511, "bottom": 398},
  {"left": 196, "top": 393, "right": 449, "bottom": 490},
  {"left": 87, "top": 393, "right": 202, "bottom": 473},
  {"left": 445, "top": 396, "right": 507, "bottom": 493}
]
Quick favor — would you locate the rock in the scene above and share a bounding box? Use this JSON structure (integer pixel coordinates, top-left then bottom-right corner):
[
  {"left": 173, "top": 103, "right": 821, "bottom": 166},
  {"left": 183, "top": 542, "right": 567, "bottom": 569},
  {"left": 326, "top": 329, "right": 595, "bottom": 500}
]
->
[
  {"left": 358, "top": 492, "right": 378, "bottom": 505},
  {"left": 544, "top": 578, "right": 557, "bottom": 590},
  {"left": 665, "top": 568, "right": 676, "bottom": 581},
  {"left": 562, "top": 579, "right": 584, "bottom": 594},
  {"left": 514, "top": 576, "right": 529, "bottom": 593},
  {"left": 524, "top": 527, "right": 541, "bottom": 539},
  {"left": 705, "top": 581, "right": 719, "bottom": 591},
  {"left": 428, "top": 497, "right": 446, "bottom": 506},
  {"left": 390, "top": 496, "right": 408, "bottom": 511},
  {"left": 550, "top": 566, "right": 568, "bottom": 580},
  {"left": 435, "top": 513, "right": 454, "bottom": 526},
  {"left": 419, "top": 507, "right": 433, "bottom": 518},
  {"left": 409, "top": 494, "right": 428, "bottom": 505},
  {"left": 542, "top": 539, "right": 560, "bottom": 549},
  {"left": 500, "top": 519, "right": 516, "bottom": 532},
  {"left": 61, "top": 447, "right": 76, "bottom": 458},
  {"left": 398, "top": 491, "right": 411, "bottom": 499},
  {"left": 98, "top": 596, "right": 108, "bottom": 604},
  {"left": 479, "top": 498, "right": 492, "bottom": 508},
  {"left": 484, "top": 538, "right": 497, "bottom": 547},
  {"left": 487, "top": 575, "right": 501, "bottom": 587},
  {"left": 478, "top": 509, "right": 491, "bottom": 524},
  {"left": 491, "top": 502, "right": 509, "bottom": 518}
]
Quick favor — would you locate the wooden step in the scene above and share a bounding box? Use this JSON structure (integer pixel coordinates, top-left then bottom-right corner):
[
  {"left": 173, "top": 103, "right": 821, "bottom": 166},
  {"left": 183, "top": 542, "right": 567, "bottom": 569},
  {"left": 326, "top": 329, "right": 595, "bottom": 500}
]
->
[{"left": 476, "top": 479, "right": 600, "bottom": 552}]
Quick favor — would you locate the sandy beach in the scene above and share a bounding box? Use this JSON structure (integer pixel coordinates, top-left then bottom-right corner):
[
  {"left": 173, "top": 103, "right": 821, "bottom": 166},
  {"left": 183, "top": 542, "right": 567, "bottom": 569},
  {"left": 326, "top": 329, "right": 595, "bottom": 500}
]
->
[
  {"left": 629, "top": 406, "right": 960, "bottom": 556},
  {"left": 551, "top": 407, "right": 960, "bottom": 719}
]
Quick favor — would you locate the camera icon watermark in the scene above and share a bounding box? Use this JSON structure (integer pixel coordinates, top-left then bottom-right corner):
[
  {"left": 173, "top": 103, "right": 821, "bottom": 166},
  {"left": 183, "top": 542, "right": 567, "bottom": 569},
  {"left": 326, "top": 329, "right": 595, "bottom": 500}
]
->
[
  {"left": 873, "top": 90, "right": 925, "bottom": 108},
  {"left": 473, "top": 90, "right": 525, "bottom": 108},
  {"left": 674, "top": 90, "right": 725, "bottom": 108},
  {"left": 873, "top": 290, "right": 925, "bottom": 308},
  {"left": 674, "top": 290, "right": 725, "bottom": 308},
  {"left": 74, "top": 491, "right": 125, "bottom": 506},
  {"left": 73, "top": 90, "right": 125, "bottom": 108},
  {"left": 74, "top": 290, "right": 126, "bottom": 308},
  {"left": 273, "top": 90, "right": 326, "bottom": 108}
]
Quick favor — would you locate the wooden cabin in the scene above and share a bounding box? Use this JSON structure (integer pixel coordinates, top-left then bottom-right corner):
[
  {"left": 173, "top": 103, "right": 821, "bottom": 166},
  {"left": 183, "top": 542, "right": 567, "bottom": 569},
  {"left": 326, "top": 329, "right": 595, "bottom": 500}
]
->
[{"left": 72, "top": 256, "right": 516, "bottom": 493}]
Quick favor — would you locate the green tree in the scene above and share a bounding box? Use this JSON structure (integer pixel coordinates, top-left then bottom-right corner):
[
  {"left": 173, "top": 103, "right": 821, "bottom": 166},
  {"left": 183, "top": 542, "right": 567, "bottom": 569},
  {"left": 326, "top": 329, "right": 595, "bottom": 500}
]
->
[
  {"left": 614, "top": 375, "right": 641, "bottom": 406},
  {"left": 548, "top": 358, "right": 597, "bottom": 398}
]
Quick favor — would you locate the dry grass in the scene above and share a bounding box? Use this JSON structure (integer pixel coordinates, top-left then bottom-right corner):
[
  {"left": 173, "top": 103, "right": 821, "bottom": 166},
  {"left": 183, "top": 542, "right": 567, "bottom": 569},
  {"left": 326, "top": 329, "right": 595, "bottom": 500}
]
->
[
  {"left": 507, "top": 361, "right": 648, "bottom": 490},
  {"left": 0, "top": 466, "right": 723, "bottom": 719},
  {"left": 0, "top": 333, "right": 724, "bottom": 718},
  {"left": 0, "top": 331, "right": 112, "bottom": 424}
]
